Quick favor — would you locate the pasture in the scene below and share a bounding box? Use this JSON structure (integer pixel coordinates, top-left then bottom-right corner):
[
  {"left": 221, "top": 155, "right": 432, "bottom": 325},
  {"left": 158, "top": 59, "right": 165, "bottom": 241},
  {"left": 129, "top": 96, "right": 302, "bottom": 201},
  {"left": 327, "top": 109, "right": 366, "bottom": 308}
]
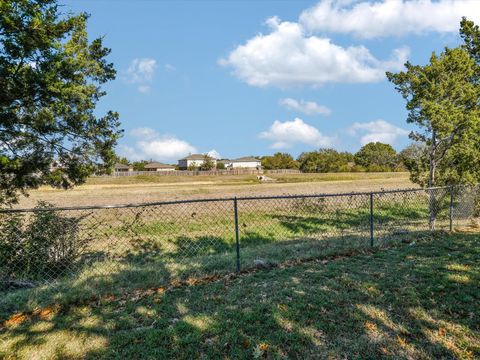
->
[{"left": 16, "top": 172, "right": 414, "bottom": 207}]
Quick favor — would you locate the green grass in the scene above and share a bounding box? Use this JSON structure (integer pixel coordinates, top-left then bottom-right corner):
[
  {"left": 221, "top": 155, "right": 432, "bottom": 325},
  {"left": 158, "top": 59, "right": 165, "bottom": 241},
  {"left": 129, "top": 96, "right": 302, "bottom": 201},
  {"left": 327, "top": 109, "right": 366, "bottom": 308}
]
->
[
  {"left": 1, "top": 232, "right": 479, "bottom": 359},
  {"left": 1, "top": 196, "right": 453, "bottom": 320}
]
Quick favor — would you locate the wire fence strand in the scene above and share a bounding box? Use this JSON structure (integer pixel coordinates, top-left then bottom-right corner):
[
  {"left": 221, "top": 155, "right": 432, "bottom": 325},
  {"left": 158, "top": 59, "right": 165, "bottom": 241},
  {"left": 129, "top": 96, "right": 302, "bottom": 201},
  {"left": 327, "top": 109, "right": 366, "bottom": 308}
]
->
[{"left": 1, "top": 185, "right": 479, "bottom": 296}]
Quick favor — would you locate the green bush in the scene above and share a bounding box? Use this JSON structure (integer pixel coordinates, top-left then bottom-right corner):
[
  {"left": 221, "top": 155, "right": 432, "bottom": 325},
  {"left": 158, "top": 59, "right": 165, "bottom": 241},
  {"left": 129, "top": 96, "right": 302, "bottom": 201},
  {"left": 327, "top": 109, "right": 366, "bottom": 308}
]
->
[{"left": 0, "top": 202, "right": 87, "bottom": 282}]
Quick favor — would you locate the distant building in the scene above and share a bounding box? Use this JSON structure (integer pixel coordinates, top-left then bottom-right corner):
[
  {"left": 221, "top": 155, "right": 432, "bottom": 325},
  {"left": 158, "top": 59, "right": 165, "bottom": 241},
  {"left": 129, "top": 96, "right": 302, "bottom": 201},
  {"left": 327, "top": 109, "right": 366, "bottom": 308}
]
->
[
  {"left": 114, "top": 163, "right": 133, "bottom": 172},
  {"left": 222, "top": 157, "right": 262, "bottom": 169},
  {"left": 178, "top": 154, "right": 217, "bottom": 170},
  {"left": 144, "top": 162, "right": 176, "bottom": 172}
]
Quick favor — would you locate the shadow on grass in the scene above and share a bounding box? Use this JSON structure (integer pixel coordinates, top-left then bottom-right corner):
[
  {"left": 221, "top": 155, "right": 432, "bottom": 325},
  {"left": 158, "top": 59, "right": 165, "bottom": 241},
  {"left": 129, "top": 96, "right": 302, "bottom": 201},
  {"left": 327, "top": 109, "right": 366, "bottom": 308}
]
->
[
  {"left": 1, "top": 233, "right": 478, "bottom": 359},
  {"left": 0, "top": 222, "right": 437, "bottom": 321}
]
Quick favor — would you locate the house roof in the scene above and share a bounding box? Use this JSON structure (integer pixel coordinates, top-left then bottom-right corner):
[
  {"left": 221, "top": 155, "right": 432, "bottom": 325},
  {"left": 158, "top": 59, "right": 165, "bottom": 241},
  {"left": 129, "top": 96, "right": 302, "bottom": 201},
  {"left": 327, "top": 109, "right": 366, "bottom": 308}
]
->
[
  {"left": 144, "top": 162, "right": 175, "bottom": 169},
  {"left": 114, "top": 163, "right": 131, "bottom": 169},
  {"left": 180, "top": 154, "right": 215, "bottom": 161},
  {"left": 231, "top": 157, "right": 260, "bottom": 163}
]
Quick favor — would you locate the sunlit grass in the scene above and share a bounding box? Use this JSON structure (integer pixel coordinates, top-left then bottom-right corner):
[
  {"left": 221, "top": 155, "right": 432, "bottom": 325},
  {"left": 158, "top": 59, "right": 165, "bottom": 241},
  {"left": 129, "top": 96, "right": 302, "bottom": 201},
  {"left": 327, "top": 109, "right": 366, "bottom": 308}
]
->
[{"left": 1, "top": 233, "right": 478, "bottom": 359}]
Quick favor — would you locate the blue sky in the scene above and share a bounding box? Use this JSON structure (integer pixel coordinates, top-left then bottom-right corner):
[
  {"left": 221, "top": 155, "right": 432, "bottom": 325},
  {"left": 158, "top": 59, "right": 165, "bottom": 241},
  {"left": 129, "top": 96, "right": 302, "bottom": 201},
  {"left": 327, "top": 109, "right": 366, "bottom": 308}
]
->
[{"left": 64, "top": 0, "right": 479, "bottom": 162}]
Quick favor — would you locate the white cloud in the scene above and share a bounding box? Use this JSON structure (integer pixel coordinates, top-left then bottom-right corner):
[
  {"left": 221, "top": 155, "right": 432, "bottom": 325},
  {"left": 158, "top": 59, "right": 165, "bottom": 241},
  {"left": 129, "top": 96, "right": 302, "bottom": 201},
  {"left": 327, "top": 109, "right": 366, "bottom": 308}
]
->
[
  {"left": 259, "top": 118, "right": 335, "bottom": 149},
  {"left": 118, "top": 127, "right": 197, "bottom": 162},
  {"left": 348, "top": 120, "right": 410, "bottom": 145},
  {"left": 138, "top": 137, "right": 196, "bottom": 160},
  {"left": 300, "top": 0, "right": 480, "bottom": 39},
  {"left": 207, "top": 149, "right": 221, "bottom": 159},
  {"left": 123, "top": 58, "right": 157, "bottom": 93},
  {"left": 164, "top": 63, "right": 176, "bottom": 72},
  {"left": 117, "top": 145, "right": 144, "bottom": 161},
  {"left": 130, "top": 127, "right": 158, "bottom": 139},
  {"left": 138, "top": 85, "right": 151, "bottom": 93},
  {"left": 279, "top": 98, "right": 331, "bottom": 116},
  {"left": 219, "top": 17, "right": 408, "bottom": 87}
]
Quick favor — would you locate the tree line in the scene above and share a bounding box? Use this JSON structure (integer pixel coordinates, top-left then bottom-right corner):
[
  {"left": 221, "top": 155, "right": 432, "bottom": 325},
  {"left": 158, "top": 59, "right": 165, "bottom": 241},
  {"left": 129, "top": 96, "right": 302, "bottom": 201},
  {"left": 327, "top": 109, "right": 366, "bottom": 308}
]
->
[{"left": 261, "top": 142, "right": 422, "bottom": 173}]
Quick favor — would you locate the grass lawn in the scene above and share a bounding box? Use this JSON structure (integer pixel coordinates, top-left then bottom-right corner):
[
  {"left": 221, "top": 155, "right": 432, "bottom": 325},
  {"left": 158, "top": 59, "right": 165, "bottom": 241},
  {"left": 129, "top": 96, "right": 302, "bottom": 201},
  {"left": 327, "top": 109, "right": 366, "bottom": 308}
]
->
[{"left": 1, "top": 232, "right": 479, "bottom": 359}]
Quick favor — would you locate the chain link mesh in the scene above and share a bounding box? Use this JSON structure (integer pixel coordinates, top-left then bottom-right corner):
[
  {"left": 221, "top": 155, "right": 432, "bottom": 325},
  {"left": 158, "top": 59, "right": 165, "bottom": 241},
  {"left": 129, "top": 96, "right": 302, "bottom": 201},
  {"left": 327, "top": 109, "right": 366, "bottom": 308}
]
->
[{"left": 0, "top": 186, "right": 478, "bottom": 298}]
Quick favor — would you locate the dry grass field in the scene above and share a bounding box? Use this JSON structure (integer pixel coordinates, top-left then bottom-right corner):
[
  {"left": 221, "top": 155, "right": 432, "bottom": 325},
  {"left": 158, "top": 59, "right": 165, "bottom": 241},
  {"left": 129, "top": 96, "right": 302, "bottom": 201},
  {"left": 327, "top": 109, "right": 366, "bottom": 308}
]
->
[{"left": 16, "top": 172, "right": 414, "bottom": 208}]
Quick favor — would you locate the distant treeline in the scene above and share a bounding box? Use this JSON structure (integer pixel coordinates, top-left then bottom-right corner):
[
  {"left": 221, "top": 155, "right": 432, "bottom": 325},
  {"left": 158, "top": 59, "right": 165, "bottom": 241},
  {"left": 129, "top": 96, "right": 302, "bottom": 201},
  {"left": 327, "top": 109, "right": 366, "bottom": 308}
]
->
[
  {"left": 261, "top": 142, "right": 418, "bottom": 172},
  {"left": 116, "top": 141, "right": 423, "bottom": 173}
]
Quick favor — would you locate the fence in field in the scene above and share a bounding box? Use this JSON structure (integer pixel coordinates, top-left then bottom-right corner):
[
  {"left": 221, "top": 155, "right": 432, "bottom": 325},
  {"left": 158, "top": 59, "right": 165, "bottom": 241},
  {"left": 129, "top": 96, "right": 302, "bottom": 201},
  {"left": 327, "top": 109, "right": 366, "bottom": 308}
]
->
[
  {"left": 106, "top": 168, "right": 301, "bottom": 177},
  {"left": 0, "top": 185, "right": 478, "bottom": 296}
]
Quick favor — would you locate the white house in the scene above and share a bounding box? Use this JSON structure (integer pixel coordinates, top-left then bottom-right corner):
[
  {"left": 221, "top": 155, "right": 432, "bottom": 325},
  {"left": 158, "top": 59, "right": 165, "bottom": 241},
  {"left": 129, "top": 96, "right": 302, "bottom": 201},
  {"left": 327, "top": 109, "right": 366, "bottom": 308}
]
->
[
  {"left": 225, "top": 157, "right": 262, "bottom": 169},
  {"left": 178, "top": 154, "right": 217, "bottom": 170},
  {"left": 144, "top": 162, "right": 176, "bottom": 172}
]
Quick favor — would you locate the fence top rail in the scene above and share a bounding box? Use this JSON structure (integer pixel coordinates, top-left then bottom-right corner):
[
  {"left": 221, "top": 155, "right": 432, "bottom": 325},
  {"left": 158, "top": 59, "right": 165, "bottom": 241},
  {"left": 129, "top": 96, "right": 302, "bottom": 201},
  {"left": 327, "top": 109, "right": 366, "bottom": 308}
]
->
[{"left": 0, "top": 185, "right": 455, "bottom": 214}]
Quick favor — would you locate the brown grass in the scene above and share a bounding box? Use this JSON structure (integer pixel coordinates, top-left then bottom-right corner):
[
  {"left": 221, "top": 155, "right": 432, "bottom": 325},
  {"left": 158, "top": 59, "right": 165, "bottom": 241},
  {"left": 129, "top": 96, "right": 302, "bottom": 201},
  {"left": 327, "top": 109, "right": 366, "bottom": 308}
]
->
[{"left": 16, "top": 172, "right": 414, "bottom": 208}]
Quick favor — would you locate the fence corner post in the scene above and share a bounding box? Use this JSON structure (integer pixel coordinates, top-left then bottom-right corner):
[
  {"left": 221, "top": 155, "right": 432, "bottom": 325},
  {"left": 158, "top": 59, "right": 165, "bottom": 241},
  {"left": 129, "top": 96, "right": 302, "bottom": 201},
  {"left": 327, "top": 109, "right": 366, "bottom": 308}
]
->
[
  {"left": 234, "top": 197, "right": 241, "bottom": 272},
  {"left": 449, "top": 185, "right": 454, "bottom": 233},
  {"left": 370, "top": 192, "right": 374, "bottom": 247}
]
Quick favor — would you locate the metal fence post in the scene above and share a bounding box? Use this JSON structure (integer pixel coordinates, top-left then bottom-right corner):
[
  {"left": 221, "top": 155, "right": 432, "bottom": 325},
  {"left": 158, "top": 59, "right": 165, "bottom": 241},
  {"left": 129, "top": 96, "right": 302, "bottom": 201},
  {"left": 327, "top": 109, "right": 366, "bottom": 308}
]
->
[
  {"left": 234, "top": 197, "right": 241, "bottom": 272},
  {"left": 370, "top": 192, "right": 374, "bottom": 247},
  {"left": 449, "top": 186, "right": 454, "bottom": 232}
]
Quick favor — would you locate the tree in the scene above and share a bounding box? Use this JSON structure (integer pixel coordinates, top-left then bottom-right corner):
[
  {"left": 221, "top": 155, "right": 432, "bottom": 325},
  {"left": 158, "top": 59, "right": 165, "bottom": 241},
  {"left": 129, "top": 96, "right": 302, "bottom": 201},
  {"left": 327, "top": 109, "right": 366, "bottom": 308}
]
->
[
  {"left": 187, "top": 163, "right": 198, "bottom": 171},
  {"left": 261, "top": 153, "right": 299, "bottom": 170},
  {"left": 114, "top": 156, "right": 130, "bottom": 166},
  {"left": 387, "top": 25, "right": 480, "bottom": 187},
  {"left": 354, "top": 142, "right": 398, "bottom": 172},
  {"left": 298, "top": 149, "right": 353, "bottom": 173},
  {"left": 387, "top": 18, "right": 480, "bottom": 228},
  {"left": 199, "top": 154, "right": 215, "bottom": 171},
  {"left": 132, "top": 160, "right": 148, "bottom": 171},
  {"left": 399, "top": 143, "right": 429, "bottom": 184},
  {"left": 0, "top": 0, "right": 121, "bottom": 205}
]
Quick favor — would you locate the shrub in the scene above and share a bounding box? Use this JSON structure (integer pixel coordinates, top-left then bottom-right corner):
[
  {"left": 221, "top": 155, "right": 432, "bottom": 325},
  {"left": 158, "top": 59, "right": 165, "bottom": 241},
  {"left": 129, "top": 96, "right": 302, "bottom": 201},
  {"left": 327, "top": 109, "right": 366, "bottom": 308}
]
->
[{"left": 0, "top": 202, "right": 88, "bottom": 283}]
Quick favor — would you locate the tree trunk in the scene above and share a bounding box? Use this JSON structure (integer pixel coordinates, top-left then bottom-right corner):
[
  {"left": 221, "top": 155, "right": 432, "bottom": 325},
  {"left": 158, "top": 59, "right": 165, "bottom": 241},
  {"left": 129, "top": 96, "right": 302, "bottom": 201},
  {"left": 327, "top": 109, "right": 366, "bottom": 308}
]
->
[{"left": 428, "top": 131, "right": 437, "bottom": 230}]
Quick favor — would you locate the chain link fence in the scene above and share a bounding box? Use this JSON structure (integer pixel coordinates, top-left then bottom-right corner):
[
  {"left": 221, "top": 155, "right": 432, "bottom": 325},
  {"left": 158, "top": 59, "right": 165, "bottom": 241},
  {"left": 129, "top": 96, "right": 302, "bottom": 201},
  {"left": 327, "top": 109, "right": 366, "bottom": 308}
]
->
[{"left": 0, "top": 185, "right": 478, "bottom": 303}]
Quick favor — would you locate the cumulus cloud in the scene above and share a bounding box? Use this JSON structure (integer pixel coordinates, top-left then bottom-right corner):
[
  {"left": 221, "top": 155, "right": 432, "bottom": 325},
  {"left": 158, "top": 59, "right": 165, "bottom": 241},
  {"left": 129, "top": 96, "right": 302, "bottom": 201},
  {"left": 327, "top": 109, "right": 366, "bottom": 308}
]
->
[
  {"left": 259, "top": 118, "right": 335, "bottom": 149},
  {"left": 117, "top": 127, "right": 197, "bottom": 162},
  {"left": 123, "top": 58, "right": 157, "bottom": 93},
  {"left": 116, "top": 145, "right": 144, "bottom": 162},
  {"left": 219, "top": 17, "right": 409, "bottom": 87},
  {"left": 348, "top": 120, "right": 410, "bottom": 145},
  {"left": 279, "top": 98, "right": 331, "bottom": 116},
  {"left": 300, "top": 0, "right": 480, "bottom": 39},
  {"left": 207, "top": 149, "right": 221, "bottom": 159}
]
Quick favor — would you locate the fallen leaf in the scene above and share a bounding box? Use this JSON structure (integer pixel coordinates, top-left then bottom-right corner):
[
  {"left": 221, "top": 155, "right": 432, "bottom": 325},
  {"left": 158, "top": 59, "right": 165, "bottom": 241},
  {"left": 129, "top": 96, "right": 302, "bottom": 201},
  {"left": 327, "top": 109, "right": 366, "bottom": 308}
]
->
[
  {"left": 365, "top": 321, "right": 377, "bottom": 332},
  {"left": 397, "top": 335, "right": 408, "bottom": 347},
  {"left": 4, "top": 313, "right": 28, "bottom": 327}
]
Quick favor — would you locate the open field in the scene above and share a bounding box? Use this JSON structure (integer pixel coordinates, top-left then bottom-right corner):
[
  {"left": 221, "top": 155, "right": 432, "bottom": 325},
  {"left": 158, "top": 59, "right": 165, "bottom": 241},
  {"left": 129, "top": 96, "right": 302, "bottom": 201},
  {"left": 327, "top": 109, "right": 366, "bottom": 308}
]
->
[
  {"left": 16, "top": 172, "right": 414, "bottom": 208},
  {"left": 1, "top": 232, "right": 479, "bottom": 359}
]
